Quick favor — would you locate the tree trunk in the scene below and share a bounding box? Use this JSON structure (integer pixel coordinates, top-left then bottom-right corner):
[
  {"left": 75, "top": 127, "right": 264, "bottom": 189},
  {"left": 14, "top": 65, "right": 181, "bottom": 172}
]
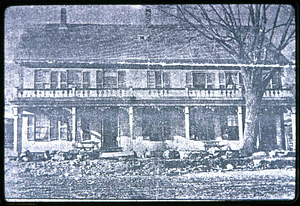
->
[{"left": 241, "top": 90, "right": 262, "bottom": 156}]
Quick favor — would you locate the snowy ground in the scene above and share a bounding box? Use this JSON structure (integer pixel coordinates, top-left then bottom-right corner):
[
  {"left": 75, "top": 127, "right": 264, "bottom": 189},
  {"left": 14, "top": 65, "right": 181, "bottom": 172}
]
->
[{"left": 5, "top": 156, "right": 295, "bottom": 201}]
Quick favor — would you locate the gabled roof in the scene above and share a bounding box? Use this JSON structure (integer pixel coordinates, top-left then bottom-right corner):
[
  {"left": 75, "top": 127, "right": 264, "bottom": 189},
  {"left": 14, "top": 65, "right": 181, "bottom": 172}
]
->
[{"left": 14, "top": 23, "right": 289, "bottom": 66}]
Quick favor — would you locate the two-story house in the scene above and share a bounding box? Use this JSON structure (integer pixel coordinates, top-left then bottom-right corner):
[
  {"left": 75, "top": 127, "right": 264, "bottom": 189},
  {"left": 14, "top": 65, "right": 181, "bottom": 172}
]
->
[{"left": 10, "top": 8, "right": 295, "bottom": 156}]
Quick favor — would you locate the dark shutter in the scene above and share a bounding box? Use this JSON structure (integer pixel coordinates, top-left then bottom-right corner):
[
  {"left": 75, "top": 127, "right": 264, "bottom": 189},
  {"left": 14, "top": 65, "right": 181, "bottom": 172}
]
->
[
  {"left": 163, "top": 72, "right": 171, "bottom": 88},
  {"left": 147, "top": 71, "right": 156, "bottom": 88},
  {"left": 155, "top": 71, "right": 162, "bottom": 88},
  {"left": 83, "top": 72, "right": 90, "bottom": 89},
  {"left": 96, "top": 71, "right": 103, "bottom": 88},
  {"left": 118, "top": 71, "right": 126, "bottom": 88},
  {"left": 186, "top": 72, "right": 193, "bottom": 88},
  {"left": 60, "top": 71, "right": 67, "bottom": 89},
  {"left": 239, "top": 72, "right": 244, "bottom": 86},
  {"left": 50, "top": 72, "right": 59, "bottom": 89}
]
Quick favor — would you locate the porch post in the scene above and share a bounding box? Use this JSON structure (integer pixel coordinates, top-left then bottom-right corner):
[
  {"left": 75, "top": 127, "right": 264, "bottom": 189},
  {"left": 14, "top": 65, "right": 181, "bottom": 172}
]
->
[
  {"left": 129, "top": 106, "right": 134, "bottom": 139},
  {"left": 13, "top": 107, "right": 22, "bottom": 154},
  {"left": 72, "top": 107, "right": 76, "bottom": 143},
  {"left": 291, "top": 106, "right": 296, "bottom": 151},
  {"left": 276, "top": 112, "right": 284, "bottom": 149},
  {"left": 238, "top": 106, "right": 244, "bottom": 148},
  {"left": 185, "top": 107, "right": 190, "bottom": 149}
]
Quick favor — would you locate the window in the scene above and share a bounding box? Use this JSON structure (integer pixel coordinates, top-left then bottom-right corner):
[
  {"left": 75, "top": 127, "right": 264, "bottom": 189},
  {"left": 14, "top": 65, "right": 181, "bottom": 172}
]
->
[
  {"left": 50, "top": 117, "right": 58, "bottom": 141},
  {"left": 67, "top": 70, "right": 81, "bottom": 88},
  {"left": 59, "top": 120, "right": 68, "bottom": 140},
  {"left": 228, "top": 115, "right": 238, "bottom": 126},
  {"left": 104, "top": 70, "right": 117, "bottom": 88},
  {"left": 35, "top": 114, "right": 50, "bottom": 141},
  {"left": 206, "top": 73, "right": 215, "bottom": 89},
  {"left": 96, "top": 71, "right": 103, "bottom": 88},
  {"left": 81, "top": 119, "right": 91, "bottom": 141},
  {"left": 219, "top": 72, "right": 225, "bottom": 89},
  {"left": 50, "top": 72, "right": 59, "bottom": 89},
  {"left": 83, "top": 72, "right": 90, "bottom": 89},
  {"left": 220, "top": 114, "right": 238, "bottom": 140},
  {"left": 147, "top": 71, "right": 162, "bottom": 88},
  {"left": 193, "top": 73, "right": 206, "bottom": 89},
  {"left": 35, "top": 70, "right": 50, "bottom": 89},
  {"left": 27, "top": 116, "right": 35, "bottom": 141},
  {"left": 271, "top": 72, "right": 282, "bottom": 89},
  {"left": 225, "top": 72, "right": 238, "bottom": 89}
]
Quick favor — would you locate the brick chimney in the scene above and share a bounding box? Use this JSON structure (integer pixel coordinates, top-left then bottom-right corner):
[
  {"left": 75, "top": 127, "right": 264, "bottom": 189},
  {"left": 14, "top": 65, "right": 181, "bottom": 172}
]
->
[
  {"left": 145, "top": 8, "right": 151, "bottom": 27},
  {"left": 60, "top": 8, "right": 67, "bottom": 27}
]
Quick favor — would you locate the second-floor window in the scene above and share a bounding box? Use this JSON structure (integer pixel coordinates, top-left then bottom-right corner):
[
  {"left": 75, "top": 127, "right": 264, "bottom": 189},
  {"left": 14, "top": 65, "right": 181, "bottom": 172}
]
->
[
  {"left": 219, "top": 72, "right": 239, "bottom": 89},
  {"left": 35, "top": 70, "right": 91, "bottom": 89},
  {"left": 97, "top": 70, "right": 126, "bottom": 88},
  {"left": 147, "top": 71, "right": 170, "bottom": 88},
  {"left": 186, "top": 72, "right": 215, "bottom": 89}
]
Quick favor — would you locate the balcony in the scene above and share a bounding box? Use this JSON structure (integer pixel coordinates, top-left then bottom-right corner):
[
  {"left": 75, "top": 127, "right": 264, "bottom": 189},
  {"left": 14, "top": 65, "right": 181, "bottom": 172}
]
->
[{"left": 16, "top": 87, "right": 293, "bottom": 101}]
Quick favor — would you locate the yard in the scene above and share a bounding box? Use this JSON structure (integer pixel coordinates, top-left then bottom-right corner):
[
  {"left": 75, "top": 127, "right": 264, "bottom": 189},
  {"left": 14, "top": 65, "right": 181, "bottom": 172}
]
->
[{"left": 4, "top": 150, "right": 296, "bottom": 201}]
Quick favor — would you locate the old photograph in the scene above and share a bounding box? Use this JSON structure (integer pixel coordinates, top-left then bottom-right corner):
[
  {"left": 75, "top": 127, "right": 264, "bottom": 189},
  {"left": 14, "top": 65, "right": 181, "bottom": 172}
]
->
[{"left": 4, "top": 5, "right": 296, "bottom": 201}]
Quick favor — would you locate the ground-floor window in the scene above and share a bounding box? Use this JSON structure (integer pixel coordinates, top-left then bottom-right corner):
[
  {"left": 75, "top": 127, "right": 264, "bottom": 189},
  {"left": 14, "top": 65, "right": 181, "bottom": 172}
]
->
[
  {"left": 142, "top": 108, "right": 171, "bottom": 141},
  {"left": 190, "top": 108, "right": 239, "bottom": 141},
  {"left": 35, "top": 114, "right": 51, "bottom": 141}
]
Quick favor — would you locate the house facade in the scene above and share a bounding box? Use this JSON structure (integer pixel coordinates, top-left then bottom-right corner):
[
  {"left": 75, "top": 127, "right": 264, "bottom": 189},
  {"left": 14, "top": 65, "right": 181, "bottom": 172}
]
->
[{"left": 10, "top": 8, "right": 295, "bottom": 156}]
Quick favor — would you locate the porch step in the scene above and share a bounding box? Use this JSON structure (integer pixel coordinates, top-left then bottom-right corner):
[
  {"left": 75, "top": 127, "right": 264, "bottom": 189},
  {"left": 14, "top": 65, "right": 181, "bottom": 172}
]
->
[
  {"left": 99, "top": 151, "right": 135, "bottom": 159},
  {"left": 99, "top": 147, "right": 123, "bottom": 153}
]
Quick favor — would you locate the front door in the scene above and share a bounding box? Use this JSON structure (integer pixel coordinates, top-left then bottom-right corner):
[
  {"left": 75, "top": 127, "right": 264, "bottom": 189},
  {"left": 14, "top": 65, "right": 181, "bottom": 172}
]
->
[{"left": 102, "top": 108, "right": 118, "bottom": 148}]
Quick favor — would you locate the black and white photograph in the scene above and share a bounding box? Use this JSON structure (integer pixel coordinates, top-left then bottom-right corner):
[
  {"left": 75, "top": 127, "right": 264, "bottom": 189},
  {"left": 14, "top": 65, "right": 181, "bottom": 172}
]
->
[{"left": 4, "top": 5, "right": 296, "bottom": 201}]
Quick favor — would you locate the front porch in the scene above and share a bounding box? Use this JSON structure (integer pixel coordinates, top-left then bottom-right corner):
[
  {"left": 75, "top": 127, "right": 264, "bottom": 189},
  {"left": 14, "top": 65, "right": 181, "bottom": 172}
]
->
[{"left": 12, "top": 104, "right": 295, "bottom": 156}]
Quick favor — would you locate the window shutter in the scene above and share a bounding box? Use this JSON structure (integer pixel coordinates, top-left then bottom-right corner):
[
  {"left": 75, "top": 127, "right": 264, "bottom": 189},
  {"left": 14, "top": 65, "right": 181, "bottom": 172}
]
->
[
  {"left": 186, "top": 72, "right": 192, "bottom": 88},
  {"left": 155, "top": 71, "right": 162, "bottom": 88},
  {"left": 118, "top": 71, "right": 126, "bottom": 88},
  {"left": 163, "top": 72, "right": 171, "bottom": 88},
  {"left": 239, "top": 73, "right": 244, "bottom": 86},
  {"left": 83, "top": 72, "right": 90, "bottom": 89},
  {"left": 147, "top": 71, "right": 156, "bottom": 88},
  {"left": 60, "top": 71, "right": 67, "bottom": 89},
  {"left": 96, "top": 71, "right": 103, "bottom": 88}
]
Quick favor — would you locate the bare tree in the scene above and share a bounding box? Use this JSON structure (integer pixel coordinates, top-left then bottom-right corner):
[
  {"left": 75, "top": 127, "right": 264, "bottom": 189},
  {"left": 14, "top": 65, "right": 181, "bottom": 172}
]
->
[{"left": 155, "top": 4, "right": 295, "bottom": 156}]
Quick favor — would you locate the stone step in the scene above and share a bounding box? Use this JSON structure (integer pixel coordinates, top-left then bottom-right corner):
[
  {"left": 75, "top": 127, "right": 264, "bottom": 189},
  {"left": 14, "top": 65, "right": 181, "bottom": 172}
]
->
[{"left": 99, "top": 151, "right": 134, "bottom": 159}]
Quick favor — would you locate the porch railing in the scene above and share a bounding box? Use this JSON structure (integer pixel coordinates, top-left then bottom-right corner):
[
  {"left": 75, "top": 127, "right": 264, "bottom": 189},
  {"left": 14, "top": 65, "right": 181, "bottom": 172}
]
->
[{"left": 16, "top": 87, "right": 292, "bottom": 100}]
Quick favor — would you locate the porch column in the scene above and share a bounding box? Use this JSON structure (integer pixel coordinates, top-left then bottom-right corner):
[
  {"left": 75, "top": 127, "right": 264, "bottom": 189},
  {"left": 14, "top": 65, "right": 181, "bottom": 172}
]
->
[
  {"left": 276, "top": 113, "right": 285, "bottom": 149},
  {"left": 13, "top": 107, "right": 22, "bottom": 154},
  {"left": 238, "top": 106, "right": 244, "bottom": 148},
  {"left": 291, "top": 106, "right": 296, "bottom": 151},
  {"left": 185, "top": 106, "right": 190, "bottom": 141},
  {"left": 129, "top": 106, "right": 134, "bottom": 139},
  {"left": 72, "top": 107, "right": 76, "bottom": 143}
]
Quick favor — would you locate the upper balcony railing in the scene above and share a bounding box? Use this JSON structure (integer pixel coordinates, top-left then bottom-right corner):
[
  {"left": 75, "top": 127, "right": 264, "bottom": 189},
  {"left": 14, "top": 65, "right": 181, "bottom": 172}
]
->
[{"left": 16, "top": 87, "right": 293, "bottom": 101}]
